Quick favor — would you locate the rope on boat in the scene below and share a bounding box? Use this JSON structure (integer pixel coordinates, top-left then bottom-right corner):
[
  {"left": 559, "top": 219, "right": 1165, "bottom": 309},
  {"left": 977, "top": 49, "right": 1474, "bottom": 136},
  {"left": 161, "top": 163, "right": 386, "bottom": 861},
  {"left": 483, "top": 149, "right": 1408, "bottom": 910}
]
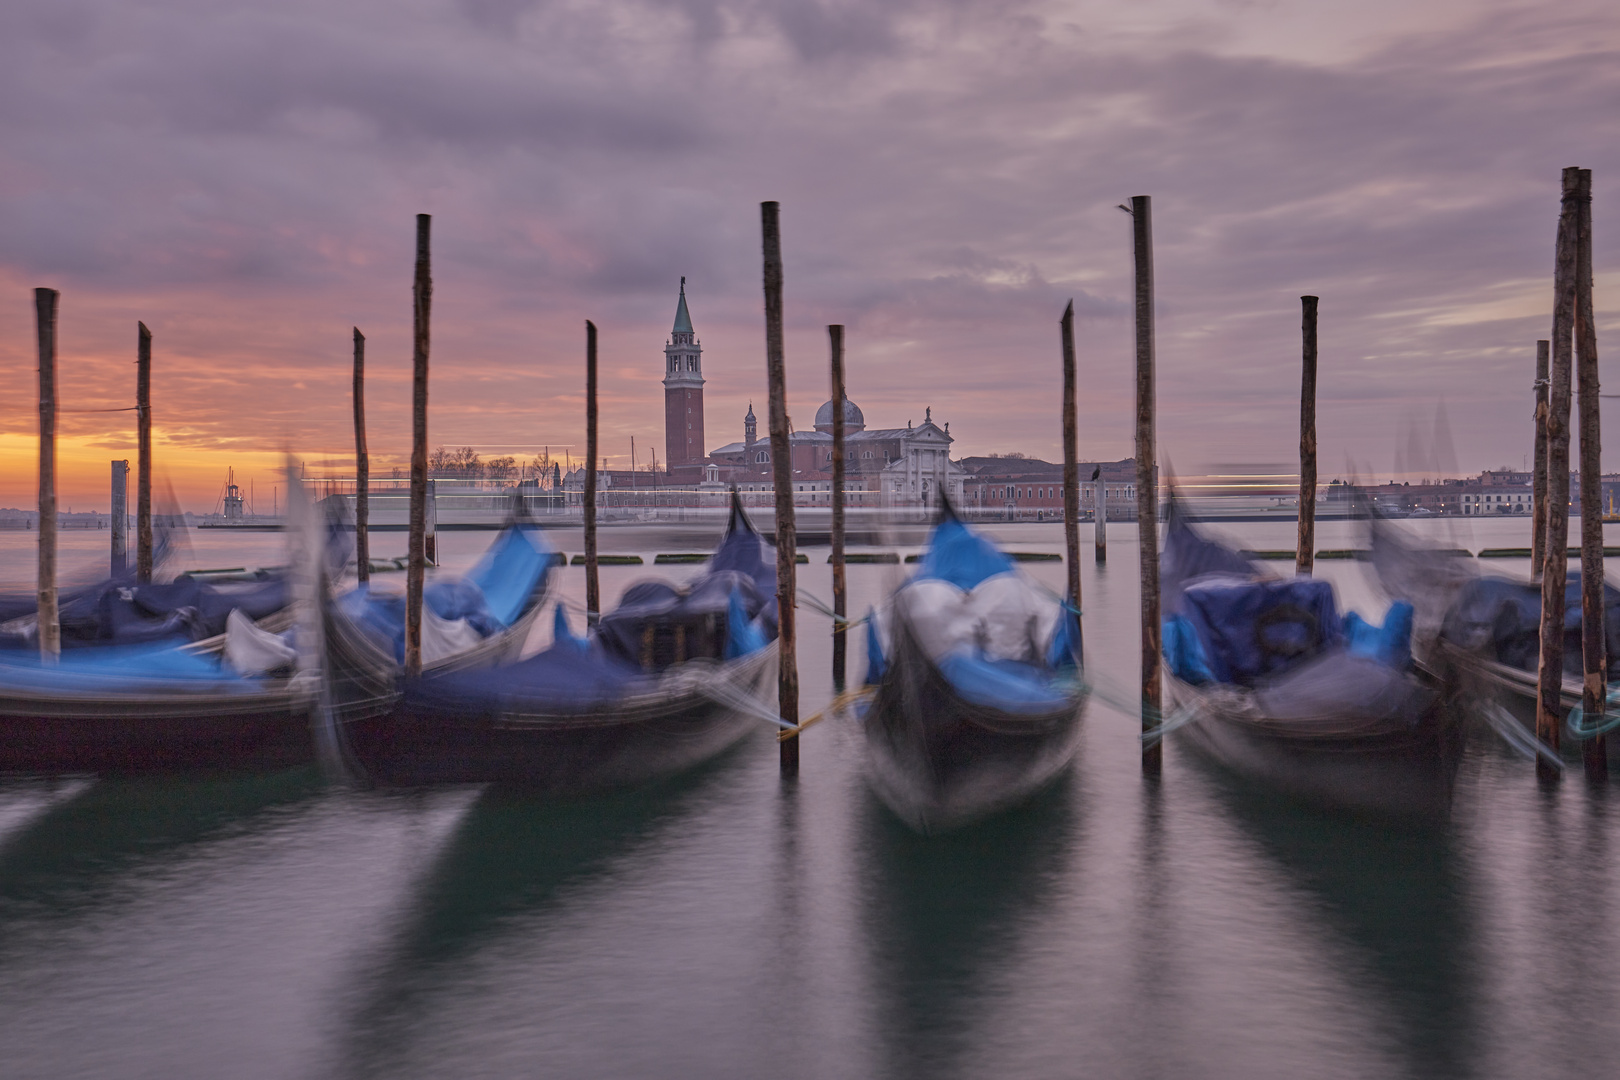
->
[
  {"left": 1565, "top": 687, "right": 1620, "bottom": 741},
  {"left": 1481, "top": 703, "right": 1565, "bottom": 771},
  {"left": 1051, "top": 669, "right": 1197, "bottom": 747},
  {"left": 776, "top": 686, "right": 876, "bottom": 742},
  {"left": 687, "top": 675, "right": 798, "bottom": 730},
  {"left": 795, "top": 589, "right": 872, "bottom": 628}
]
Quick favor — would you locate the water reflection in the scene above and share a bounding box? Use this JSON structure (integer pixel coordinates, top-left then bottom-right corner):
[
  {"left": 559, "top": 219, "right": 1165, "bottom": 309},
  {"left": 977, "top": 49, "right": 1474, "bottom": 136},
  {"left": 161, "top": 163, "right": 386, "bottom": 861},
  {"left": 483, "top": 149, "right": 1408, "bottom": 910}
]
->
[
  {"left": 0, "top": 768, "right": 321, "bottom": 920},
  {"left": 860, "top": 772, "right": 1079, "bottom": 1080},
  {"left": 331, "top": 750, "right": 750, "bottom": 1076},
  {"left": 1199, "top": 767, "right": 1479, "bottom": 1079}
]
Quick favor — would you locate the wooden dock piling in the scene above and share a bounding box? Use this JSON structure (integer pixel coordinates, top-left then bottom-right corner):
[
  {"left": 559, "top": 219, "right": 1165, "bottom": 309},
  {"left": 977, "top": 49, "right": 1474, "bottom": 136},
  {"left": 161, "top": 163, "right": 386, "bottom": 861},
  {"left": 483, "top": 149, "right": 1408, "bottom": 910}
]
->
[
  {"left": 1536, "top": 168, "right": 1580, "bottom": 780},
  {"left": 1297, "top": 296, "right": 1318, "bottom": 576},
  {"left": 111, "top": 460, "right": 128, "bottom": 577},
  {"left": 1573, "top": 167, "right": 1607, "bottom": 781},
  {"left": 36, "top": 288, "right": 60, "bottom": 661},
  {"left": 353, "top": 328, "right": 370, "bottom": 584},
  {"left": 1131, "top": 196, "right": 1161, "bottom": 774},
  {"left": 762, "top": 201, "right": 800, "bottom": 772},
  {"left": 1094, "top": 468, "right": 1107, "bottom": 563},
  {"left": 1060, "top": 301, "right": 1082, "bottom": 610},
  {"left": 1532, "top": 339, "right": 1550, "bottom": 577},
  {"left": 584, "top": 320, "right": 600, "bottom": 625},
  {"left": 829, "top": 324, "right": 848, "bottom": 691},
  {"left": 136, "top": 322, "right": 153, "bottom": 582},
  {"left": 405, "top": 214, "right": 432, "bottom": 678}
]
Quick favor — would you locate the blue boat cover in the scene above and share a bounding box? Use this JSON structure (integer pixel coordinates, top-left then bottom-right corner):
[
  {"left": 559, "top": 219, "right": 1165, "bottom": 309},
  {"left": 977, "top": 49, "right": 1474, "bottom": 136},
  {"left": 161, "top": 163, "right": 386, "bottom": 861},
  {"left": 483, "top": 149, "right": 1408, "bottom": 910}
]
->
[
  {"left": 1177, "top": 577, "right": 1343, "bottom": 685},
  {"left": 0, "top": 642, "right": 262, "bottom": 694},
  {"left": 936, "top": 654, "right": 1077, "bottom": 713},
  {"left": 914, "top": 514, "right": 1015, "bottom": 591},
  {"left": 466, "top": 525, "right": 553, "bottom": 627},
  {"left": 1440, "top": 572, "right": 1620, "bottom": 678}
]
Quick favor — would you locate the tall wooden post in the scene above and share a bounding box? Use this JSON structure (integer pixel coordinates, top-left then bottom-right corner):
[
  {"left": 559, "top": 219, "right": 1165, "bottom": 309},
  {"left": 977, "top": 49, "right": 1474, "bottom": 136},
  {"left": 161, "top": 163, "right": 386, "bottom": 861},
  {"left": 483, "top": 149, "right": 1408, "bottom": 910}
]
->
[
  {"left": 762, "top": 201, "right": 800, "bottom": 772},
  {"left": 1297, "top": 296, "right": 1319, "bottom": 576},
  {"left": 1536, "top": 168, "right": 1580, "bottom": 780},
  {"left": 1094, "top": 468, "right": 1107, "bottom": 562},
  {"left": 584, "top": 320, "right": 600, "bottom": 625},
  {"left": 136, "top": 321, "right": 153, "bottom": 582},
  {"left": 405, "top": 214, "right": 432, "bottom": 678},
  {"left": 829, "top": 324, "right": 848, "bottom": 691},
  {"left": 36, "top": 288, "right": 60, "bottom": 660},
  {"left": 353, "top": 328, "right": 370, "bottom": 584},
  {"left": 1060, "top": 301, "right": 1083, "bottom": 609},
  {"left": 1132, "top": 195, "right": 1161, "bottom": 774},
  {"left": 1532, "top": 339, "right": 1551, "bottom": 577},
  {"left": 1573, "top": 167, "right": 1607, "bottom": 780},
  {"left": 111, "top": 460, "right": 129, "bottom": 577}
]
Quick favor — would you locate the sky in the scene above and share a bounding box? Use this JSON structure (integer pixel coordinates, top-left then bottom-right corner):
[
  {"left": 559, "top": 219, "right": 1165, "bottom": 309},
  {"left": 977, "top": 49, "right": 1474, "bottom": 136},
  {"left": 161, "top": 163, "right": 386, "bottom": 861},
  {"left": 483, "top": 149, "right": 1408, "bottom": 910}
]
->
[{"left": 2, "top": 0, "right": 1618, "bottom": 511}]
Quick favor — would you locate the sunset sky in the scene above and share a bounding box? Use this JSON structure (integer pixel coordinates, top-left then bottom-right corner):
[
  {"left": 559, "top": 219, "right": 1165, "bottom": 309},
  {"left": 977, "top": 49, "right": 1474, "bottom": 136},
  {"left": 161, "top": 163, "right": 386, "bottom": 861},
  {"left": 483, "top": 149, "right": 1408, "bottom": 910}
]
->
[{"left": 2, "top": 0, "right": 1617, "bottom": 511}]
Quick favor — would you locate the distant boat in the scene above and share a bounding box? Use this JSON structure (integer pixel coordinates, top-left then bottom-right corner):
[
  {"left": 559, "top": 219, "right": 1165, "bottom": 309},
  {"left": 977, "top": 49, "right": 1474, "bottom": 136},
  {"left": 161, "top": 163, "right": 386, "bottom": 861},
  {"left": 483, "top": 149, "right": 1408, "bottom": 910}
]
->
[{"left": 859, "top": 500, "right": 1086, "bottom": 831}]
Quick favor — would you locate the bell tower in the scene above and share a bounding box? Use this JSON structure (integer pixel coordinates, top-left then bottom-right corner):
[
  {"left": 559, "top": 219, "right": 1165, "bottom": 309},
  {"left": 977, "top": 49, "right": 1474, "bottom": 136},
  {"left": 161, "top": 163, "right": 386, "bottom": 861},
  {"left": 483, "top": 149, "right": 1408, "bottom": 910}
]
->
[{"left": 663, "top": 277, "right": 706, "bottom": 471}]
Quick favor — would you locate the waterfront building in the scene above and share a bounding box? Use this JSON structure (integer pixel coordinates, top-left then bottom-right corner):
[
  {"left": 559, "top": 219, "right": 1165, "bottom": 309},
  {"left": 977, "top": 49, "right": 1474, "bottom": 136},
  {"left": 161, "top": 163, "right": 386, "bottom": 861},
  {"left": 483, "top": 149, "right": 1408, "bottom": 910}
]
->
[{"left": 662, "top": 278, "right": 706, "bottom": 476}]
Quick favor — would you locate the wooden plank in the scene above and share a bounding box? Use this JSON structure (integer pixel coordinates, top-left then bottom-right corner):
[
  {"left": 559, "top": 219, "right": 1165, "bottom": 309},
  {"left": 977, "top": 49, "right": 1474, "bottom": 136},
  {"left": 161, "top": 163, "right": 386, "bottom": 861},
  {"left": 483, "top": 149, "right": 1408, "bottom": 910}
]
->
[
  {"left": 585, "top": 320, "right": 600, "bottom": 625},
  {"left": 1297, "top": 295, "right": 1318, "bottom": 576},
  {"left": 136, "top": 321, "right": 153, "bottom": 582},
  {"left": 353, "top": 327, "right": 369, "bottom": 584},
  {"left": 1573, "top": 166, "right": 1606, "bottom": 780},
  {"left": 1060, "top": 301, "right": 1083, "bottom": 613},
  {"left": 1131, "top": 195, "right": 1162, "bottom": 774},
  {"left": 36, "top": 288, "right": 59, "bottom": 660},
  {"left": 762, "top": 201, "right": 800, "bottom": 772},
  {"left": 830, "top": 324, "right": 848, "bottom": 690},
  {"left": 405, "top": 214, "right": 431, "bottom": 678}
]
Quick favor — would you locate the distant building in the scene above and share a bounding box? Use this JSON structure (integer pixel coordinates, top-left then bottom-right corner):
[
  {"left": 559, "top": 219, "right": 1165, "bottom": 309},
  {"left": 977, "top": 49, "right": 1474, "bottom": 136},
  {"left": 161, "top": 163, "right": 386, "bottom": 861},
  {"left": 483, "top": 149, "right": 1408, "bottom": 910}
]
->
[
  {"left": 960, "top": 457, "right": 1138, "bottom": 520},
  {"left": 662, "top": 278, "right": 707, "bottom": 476}
]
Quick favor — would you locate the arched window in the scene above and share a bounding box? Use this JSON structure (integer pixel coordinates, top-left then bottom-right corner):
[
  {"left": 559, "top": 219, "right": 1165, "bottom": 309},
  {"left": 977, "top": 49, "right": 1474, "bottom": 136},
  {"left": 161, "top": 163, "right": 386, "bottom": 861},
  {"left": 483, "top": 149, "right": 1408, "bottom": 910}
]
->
[{"left": 756, "top": 451, "right": 769, "bottom": 464}]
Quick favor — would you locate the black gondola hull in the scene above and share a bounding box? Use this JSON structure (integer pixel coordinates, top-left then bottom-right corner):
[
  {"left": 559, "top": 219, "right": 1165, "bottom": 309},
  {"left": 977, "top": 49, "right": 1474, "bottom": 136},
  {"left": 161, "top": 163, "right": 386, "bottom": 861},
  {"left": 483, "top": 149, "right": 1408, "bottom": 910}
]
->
[{"left": 863, "top": 624, "right": 1085, "bottom": 831}]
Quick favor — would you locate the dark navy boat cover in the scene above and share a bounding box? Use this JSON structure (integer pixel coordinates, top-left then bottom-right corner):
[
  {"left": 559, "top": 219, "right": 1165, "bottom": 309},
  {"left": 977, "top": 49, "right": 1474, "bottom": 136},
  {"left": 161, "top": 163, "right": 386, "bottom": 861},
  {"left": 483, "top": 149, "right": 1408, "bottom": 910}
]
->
[{"left": 1440, "top": 572, "right": 1620, "bottom": 679}]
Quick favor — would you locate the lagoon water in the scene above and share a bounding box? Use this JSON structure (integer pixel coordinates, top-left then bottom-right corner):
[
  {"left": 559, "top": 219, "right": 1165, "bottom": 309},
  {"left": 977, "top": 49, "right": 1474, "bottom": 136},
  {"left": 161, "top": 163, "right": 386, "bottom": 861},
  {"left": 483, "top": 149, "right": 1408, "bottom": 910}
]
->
[{"left": 1, "top": 516, "right": 1618, "bottom": 1079}]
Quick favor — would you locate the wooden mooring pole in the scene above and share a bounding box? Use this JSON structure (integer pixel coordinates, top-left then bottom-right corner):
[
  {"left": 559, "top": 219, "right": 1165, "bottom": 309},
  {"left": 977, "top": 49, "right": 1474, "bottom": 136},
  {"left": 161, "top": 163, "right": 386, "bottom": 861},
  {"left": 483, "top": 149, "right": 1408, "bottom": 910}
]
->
[
  {"left": 353, "top": 328, "right": 370, "bottom": 584},
  {"left": 1094, "top": 467, "right": 1107, "bottom": 563},
  {"left": 1532, "top": 339, "right": 1550, "bottom": 577},
  {"left": 1297, "top": 296, "right": 1319, "bottom": 576},
  {"left": 36, "top": 288, "right": 60, "bottom": 661},
  {"left": 584, "top": 320, "right": 600, "bottom": 626},
  {"left": 1573, "top": 167, "right": 1607, "bottom": 781},
  {"left": 1131, "top": 196, "right": 1161, "bottom": 774},
  {"left": 111, "top": 460, "right": 128, "bottom": 577},
  {"left": 1536, "top": 168, "right": 1580, "bottom": 780},
  {"left": 136, "top": 321, "right": 153, "bottom": 582},
  {"left": 1060, "top": 301, "right": 1082, "bottom": 610},
  {"left": 405, "top": 214, "right": 432, "bottom": 678},
  {"left": 829, "top": 324, "right": 848, "bottom": 691},
  {"left": 762, "top": 201, "right": 800, "bottom": 772}
]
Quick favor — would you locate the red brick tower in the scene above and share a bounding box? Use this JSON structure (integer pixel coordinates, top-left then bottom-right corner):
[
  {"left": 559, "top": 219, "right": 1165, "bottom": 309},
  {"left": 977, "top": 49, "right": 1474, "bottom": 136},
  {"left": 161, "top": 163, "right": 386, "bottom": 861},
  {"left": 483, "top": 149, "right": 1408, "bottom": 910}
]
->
[{"left": 663, "top": 277, "right": 705, "bottom": 472}]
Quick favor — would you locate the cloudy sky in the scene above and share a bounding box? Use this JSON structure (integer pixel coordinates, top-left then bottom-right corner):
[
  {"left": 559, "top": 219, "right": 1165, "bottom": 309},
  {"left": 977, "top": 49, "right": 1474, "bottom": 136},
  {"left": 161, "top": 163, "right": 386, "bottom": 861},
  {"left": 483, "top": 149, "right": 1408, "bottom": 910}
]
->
[{"left": 2, "top": 0, "right": 1617, "bottom": 510}]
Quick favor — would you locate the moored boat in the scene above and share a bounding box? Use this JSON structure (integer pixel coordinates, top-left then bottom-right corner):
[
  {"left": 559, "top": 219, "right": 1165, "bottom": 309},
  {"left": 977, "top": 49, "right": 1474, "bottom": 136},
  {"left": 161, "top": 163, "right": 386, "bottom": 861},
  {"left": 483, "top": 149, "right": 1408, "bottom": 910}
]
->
[
  {"left": 1162, "top": 497, "right": 1459, "bottom": 817},
  {"left": 326, "top": 494, "right": 779, "bottom": 790},
  {"left": 860, "top": 503, "right": 1086, "bottom": 832}
]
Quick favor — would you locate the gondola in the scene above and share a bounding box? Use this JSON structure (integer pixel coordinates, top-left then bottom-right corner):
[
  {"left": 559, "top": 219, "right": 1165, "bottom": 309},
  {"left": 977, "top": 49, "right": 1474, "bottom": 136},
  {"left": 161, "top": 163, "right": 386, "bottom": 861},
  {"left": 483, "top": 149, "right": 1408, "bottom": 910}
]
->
[
  {"left": 0, "top": 506, "right": 348, "bottom": 773},
  {"left": 1162, "top": 496, "right": 1459, "bottom": 817},
  {"left": 1369, "top": 512, "right": 1620, "bottom": 763},
  {"left": 860, "top": 502, "right": 1086, "bottom": 831},
  {"left": 326, "top": 493, "right": 778, "bottom": 790}
]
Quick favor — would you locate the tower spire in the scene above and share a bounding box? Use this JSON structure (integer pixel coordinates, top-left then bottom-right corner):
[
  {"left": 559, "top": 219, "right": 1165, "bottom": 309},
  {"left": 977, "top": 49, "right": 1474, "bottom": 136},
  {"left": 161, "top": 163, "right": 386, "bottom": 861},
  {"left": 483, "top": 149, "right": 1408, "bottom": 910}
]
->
[{"left": 673, "top": 276, "right": 693, "bottom": 335}]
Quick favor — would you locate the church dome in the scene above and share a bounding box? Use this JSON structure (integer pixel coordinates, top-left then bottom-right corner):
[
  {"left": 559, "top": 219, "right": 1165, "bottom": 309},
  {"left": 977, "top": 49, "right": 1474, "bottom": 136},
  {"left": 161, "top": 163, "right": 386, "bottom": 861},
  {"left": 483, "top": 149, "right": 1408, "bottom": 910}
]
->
[{"left": 814, "top": 397, "right": 865, "bottom": 434}]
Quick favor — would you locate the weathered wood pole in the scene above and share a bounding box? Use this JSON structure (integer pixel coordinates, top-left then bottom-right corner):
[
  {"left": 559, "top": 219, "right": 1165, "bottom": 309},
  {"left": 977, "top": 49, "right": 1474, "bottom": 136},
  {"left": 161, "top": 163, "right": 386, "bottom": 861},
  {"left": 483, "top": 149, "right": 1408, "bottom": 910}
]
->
[
  {"left": 584, "top": 320, "right": 600, "bottom": 625},
  {"left": 111, "top": 460, "right": 129, "bottom": 577},
  {"left": 829, "top": 323, "right": 848, "bottom": 691},
  {"left": 1094, "top": 468, "right": 1107, "bottom": 563},
  {"left": 1060, "top": 301, "right": 1083, "bottom": 609},
  {"left": 136, "top": 321, "right": 153, "bottom": 582},
  {"left": 762, "top": 201, "right": 800, "bottom": 772},
  {"left": 404, "top": 214, "right": 432, "bottom": 678},
  {"left": 1573, "top": 167, "right": 1607, "bottom": 781},
  {"left": 1532, "top": 339, "right": 1551, "bottom": 577},
  {"left": 353, "top": 328, "right": 370, "bottom": 584},
  {"left": 1536, "top": 168, "right": 1580, "bottom": 779},
  {"left": 36, "top": 288, "right": 60, "bottom": 660},
  {"left": 1297, "top": 296, "right": 1319, "bottom": 576},
  {"left": 1131, "top": 195, "right": 1161, "bottom": 774}
]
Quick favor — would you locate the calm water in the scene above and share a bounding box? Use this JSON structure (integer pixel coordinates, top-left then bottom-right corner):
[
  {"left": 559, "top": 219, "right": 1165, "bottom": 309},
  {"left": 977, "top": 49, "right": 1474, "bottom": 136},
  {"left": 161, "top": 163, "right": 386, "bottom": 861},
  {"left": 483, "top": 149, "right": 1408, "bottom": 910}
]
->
[{"left": 2, "top": 517, "right": 1618, "bottom": 1079}]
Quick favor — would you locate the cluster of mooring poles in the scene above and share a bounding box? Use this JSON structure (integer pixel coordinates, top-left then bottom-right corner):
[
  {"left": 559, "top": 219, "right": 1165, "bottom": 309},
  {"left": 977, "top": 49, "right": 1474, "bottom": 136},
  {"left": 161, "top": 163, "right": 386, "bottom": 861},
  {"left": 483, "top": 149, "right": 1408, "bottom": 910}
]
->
[
  {"left": 32, "top": 292, "right": 157, "bottom": 662},
  {"left": 1534, "top": 167, "right": 1605, "bottom": 783}
]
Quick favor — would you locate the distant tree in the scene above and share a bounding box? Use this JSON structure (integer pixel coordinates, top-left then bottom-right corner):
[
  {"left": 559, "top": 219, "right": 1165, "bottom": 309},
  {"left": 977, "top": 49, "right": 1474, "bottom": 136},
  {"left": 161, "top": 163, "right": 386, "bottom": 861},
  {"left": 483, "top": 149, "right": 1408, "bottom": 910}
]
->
[
  {"left": 486, "top": 456, "right": 517, "bottom": 482},
  {"left": 428, "top": 446, "right": 455, "bottom": 475}
]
